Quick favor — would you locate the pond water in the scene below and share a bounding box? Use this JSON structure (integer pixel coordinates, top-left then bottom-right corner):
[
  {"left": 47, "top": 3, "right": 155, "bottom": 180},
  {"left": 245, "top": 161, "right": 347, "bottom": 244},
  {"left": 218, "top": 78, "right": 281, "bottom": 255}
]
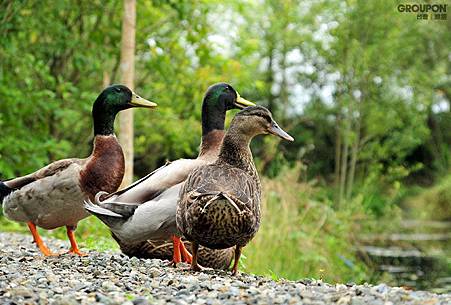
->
[{"left": 359, "top": 220, "right": 451, "bottom": 293}]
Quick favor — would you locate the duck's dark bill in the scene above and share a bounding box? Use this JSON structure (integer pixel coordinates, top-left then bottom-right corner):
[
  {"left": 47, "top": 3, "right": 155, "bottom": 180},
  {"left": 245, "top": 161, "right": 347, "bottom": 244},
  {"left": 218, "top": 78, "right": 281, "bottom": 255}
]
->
[
  {"left": 234, "top": 93, "right": 256, "bottom": 109},
  {"left": 269, "top": 122, "right": 294, "bottom": 141},
  {"left": 129, "top": 93, "right": 157, "bottom": 108}
]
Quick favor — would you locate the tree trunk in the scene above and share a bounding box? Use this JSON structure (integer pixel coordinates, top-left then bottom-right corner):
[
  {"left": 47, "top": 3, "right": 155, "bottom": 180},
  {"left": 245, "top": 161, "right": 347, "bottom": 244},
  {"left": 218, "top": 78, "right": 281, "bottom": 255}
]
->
[
  {"left": 118, "top": 0, "right": 136, "bottom": 187},
  {"left": 347, "top": 87, "right": 364, "bottom": 199},
  {"left": 261, "top": 34, "right": 276, "bottom": 175},
  {"left": 102, "top": 71, "right": 110, "bottom": 88},
  {"left": 279, "top": 39, "right": 289, "bottom": 116},
  {"left": 266, "top": 40, "right": 275, "bottom": 112},
  {"left": 347, "top": 118, "right": 360, "bottom": 199},
  {"left": 339, "top": 111, "right": 350, "bottom": 207},
  {"left": 334, "top": 114, "right": 342, "bottom": 202}
]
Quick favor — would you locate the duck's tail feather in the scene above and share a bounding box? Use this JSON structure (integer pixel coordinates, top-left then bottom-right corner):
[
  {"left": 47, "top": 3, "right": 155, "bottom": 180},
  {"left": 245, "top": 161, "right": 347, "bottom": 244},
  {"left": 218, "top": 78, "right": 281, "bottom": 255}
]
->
[
  {"left": 84, "top": 199, "right": 123, "bottom": 217},
  {"left": 83, "top": 198, "right": 126, "bottom": 228},
  {"left": 84, "top": 191, "right": 141, "bottom": 228},
  {"left": 0, "top": 181, "right": 14, "bottom": 202},
  {"left": 93, "top": 191, "right": 140, "bottom": 218}
]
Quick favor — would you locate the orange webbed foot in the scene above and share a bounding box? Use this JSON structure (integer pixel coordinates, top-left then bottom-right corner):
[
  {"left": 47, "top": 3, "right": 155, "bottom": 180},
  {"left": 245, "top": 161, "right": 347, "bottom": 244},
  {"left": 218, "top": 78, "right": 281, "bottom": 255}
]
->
[
  {"left": 179, "top": 240, "right": 192, "bottom": 264},
  {"left": 27, "top": 222, "right": 57, "bottom": 256},
  {"left": 67, "top": 248, "right": 87, "bottom": 256},
  {"left": 37, "top": 244, "right": 58, "bottom": 257},
  {"left": 65, "top": 226, "right": 86, "bottom": 256}
]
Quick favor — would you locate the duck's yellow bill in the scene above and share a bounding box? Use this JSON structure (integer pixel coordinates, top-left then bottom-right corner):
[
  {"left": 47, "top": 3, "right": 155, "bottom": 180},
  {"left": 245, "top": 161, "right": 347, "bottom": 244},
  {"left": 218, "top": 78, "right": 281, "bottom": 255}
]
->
[
  {"left": 234, "top": 93, "right": 256, "bottom": 109},
  {"left": 129, "top": 92, "right": 157, "bottom": 108}
]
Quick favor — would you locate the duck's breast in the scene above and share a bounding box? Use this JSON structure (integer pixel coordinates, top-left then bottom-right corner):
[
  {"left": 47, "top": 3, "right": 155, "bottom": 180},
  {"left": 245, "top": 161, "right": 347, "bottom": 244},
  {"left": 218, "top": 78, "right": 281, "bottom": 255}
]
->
[
  {"left": 2, "top": 163, "right": 88, "bottom": 229},
  {"left": 79, "top": 135, "right": 125, "bottom": 200}
]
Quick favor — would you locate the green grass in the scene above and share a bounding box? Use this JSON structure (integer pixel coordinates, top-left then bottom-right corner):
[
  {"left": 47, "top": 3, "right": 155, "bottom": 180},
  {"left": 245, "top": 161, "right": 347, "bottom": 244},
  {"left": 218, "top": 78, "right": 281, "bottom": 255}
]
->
[{"left": 401, "top": 172, "right": 451, "bottom": 221}]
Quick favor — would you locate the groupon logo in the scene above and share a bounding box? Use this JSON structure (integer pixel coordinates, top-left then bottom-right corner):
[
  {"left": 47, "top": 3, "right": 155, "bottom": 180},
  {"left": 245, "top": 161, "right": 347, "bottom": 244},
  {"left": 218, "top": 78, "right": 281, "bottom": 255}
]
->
[
  {"left": 397, "top": 3, "right": 447, "bottom": 13},
  {"left": 397, "top": 3, "right": 447, "bottom": 20}
]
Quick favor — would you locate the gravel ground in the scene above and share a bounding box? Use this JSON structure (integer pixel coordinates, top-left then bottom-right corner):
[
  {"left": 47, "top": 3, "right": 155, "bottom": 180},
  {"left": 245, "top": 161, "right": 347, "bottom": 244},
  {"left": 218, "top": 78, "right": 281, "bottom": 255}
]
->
[{"left": 0, "top": 233, "right": 449, "bottom": 305}]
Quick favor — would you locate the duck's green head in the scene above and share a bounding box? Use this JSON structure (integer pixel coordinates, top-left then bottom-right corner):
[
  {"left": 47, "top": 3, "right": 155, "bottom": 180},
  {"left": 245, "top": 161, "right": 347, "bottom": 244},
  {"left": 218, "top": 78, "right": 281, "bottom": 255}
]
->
[
  {"left": 94, "top": 84, "right": 156, "bottom": 112},
  {"left": 202, "top": 83, "right": 255, "bottom": 135},
  {"left": 92, "top": 84, "right": 157, "bottom": 135}
]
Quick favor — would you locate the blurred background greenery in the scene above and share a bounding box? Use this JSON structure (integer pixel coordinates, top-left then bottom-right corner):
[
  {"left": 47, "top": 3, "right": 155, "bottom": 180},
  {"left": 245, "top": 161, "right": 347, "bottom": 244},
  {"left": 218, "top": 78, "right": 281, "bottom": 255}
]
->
[{"left": 0, "top": 0, "right": 450, "bottom": 292}]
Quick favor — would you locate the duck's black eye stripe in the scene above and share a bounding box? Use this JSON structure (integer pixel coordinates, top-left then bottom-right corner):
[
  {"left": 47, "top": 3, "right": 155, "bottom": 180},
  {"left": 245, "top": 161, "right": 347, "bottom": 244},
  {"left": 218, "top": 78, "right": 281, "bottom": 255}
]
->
[
  {"left": 262, "top": 114, "right": 272, "bottom": 122},
  {"left": 241, "top": 112, "right": 272, "bottom": 122}
]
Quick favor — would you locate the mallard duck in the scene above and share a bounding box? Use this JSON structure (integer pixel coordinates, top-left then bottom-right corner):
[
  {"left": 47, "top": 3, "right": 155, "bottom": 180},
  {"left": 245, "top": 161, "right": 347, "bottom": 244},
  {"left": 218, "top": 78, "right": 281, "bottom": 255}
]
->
[
  {"left": 1, "top": 85, "right": 156, "bottom": 256},
  {"left": 84, "top": 83, "right": 254, "bottom": 267},
  {"left": 176, "top": 105, "right": 294, "bottom": 275}
]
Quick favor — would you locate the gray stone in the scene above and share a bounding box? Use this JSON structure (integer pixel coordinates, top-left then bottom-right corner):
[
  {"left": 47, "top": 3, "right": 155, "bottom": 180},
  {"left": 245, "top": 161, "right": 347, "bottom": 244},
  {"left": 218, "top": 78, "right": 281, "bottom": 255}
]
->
[{"left": 11, "top": 286, "right": 33, "bottom": 298}]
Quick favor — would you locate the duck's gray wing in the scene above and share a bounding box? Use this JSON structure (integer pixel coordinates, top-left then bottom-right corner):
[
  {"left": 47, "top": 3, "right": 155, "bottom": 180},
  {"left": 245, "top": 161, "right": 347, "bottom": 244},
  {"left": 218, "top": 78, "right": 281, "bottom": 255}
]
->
[
  {"left": 2, "top": 161, "right": 87, "bottom": 228},
  {"left": 86, "top": 183, "right": 183, "bottom": 243},
  {"left": 101, "top": 159, "right": 206, "bottom": 204},
  {"left": 3, "top": 159, "right": 78, "bottom": 191},
  {"left": 1, "top": 158, "right": 80, "bottom": 205}
]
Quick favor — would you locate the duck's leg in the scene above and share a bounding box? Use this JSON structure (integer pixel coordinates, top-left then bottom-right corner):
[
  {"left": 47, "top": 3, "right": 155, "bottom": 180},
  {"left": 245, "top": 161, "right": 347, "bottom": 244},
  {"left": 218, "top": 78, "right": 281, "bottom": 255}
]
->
[
  {"left": 66, "top": 226, "right": 86, "bottom": 256},
  {"left": 170, "top": 235, "right": 182, "bottom": 266},
  {"left": 179, "top": 240, "right": 192, "bottom": 264},
  {"left": 190, "top": 241, "right": 204, "bottom": 272},
  {"left": 27, "top": 222, "right": 55, "bottom": 256},
  {"left": 231, "top": 246, "right": 242, "bottom": 275},
  {"left": 170, "top": 236, "right": 193, "bottom": 266}
]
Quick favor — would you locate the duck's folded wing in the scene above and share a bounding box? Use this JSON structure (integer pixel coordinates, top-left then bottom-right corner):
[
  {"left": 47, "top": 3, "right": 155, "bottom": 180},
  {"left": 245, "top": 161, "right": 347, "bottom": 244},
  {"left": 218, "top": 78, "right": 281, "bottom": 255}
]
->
[
  {"left": 177, "top": 166, "right": 255, "bottom": 234},
  {"left": 102, "top": 158, "right": 205, "bottom": 204},
  {"left": 123, "top": 183, "right": 183, "bottom": 237},
  {"left": 183, "top": 166, "right": 255, "bottom": 205},
  {"left": 87, "top": 183, "right": 183, "bottom": 242},
  {"left": 4, "top": 159, "right": 78, "bottom": 190}
]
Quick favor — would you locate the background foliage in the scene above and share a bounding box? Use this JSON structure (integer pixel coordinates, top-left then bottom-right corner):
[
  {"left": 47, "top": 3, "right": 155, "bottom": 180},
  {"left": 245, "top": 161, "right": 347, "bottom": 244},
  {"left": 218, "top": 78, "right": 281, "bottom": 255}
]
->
[{"left": 0, "top": 0, "right": 449, "bottom": 287}]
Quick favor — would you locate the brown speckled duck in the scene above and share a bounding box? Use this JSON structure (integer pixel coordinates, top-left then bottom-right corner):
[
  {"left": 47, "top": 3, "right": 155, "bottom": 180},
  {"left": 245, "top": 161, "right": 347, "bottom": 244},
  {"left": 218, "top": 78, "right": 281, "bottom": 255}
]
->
[
  {"left": 0, "top": 85, "right": 156, "bottom": 256},
  {"left": 84, "top": 83, "right": 254, "bottom": 269},
  {"left": 176, "top": 106, "right": 294, "bottom": 274}
]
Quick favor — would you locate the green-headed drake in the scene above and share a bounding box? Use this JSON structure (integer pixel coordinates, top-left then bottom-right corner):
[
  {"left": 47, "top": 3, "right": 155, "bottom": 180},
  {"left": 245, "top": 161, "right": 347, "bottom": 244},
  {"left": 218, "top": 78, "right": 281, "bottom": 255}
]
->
[{"left": 1, "top": 85, "right": 156, "bottom": 256}]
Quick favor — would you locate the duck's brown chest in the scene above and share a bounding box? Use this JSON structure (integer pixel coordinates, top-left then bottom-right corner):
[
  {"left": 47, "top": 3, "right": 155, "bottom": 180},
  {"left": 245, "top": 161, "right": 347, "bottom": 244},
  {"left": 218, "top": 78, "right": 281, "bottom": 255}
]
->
[{"left": 79, "top": 135, "right": 124, "bottom": 200}]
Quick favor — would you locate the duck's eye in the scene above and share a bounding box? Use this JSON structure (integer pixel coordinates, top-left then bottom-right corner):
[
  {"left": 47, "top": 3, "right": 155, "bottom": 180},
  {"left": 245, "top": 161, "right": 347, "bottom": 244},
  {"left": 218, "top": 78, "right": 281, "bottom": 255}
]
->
[{"left": 115, "top": 87, "right": 121, "bottom": 93}]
